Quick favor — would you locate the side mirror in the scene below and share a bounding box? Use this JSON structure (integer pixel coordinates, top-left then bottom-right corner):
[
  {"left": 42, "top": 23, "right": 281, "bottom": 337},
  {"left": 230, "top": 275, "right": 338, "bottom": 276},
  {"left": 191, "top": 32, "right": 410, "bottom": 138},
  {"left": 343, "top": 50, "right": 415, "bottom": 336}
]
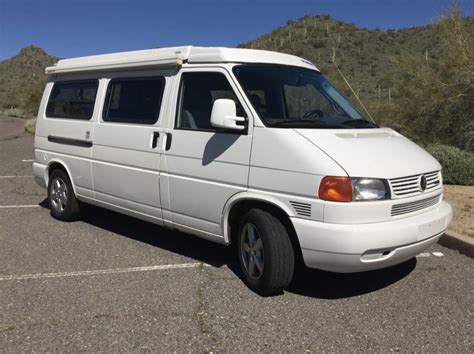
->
[{"left": 210, "top": 99, "right": 245, "bottom": 131}]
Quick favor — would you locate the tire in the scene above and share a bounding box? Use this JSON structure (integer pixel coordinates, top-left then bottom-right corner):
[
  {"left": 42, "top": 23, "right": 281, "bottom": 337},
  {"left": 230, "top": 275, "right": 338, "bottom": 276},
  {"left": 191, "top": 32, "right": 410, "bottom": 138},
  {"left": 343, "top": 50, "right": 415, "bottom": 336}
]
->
[
  {"left": 48, "top": 169, "right": 82, "bottom": 221},
  {"left": 237, "top": 208, "right": 295, "bottom": 296}
]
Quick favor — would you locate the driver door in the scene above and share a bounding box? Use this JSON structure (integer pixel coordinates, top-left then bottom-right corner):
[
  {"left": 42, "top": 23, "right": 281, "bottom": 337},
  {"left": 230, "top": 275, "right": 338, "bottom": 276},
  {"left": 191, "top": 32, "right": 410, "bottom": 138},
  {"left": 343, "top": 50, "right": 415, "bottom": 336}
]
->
[{"left": 161, "top": 68, "right": 253, "bottom": 238}]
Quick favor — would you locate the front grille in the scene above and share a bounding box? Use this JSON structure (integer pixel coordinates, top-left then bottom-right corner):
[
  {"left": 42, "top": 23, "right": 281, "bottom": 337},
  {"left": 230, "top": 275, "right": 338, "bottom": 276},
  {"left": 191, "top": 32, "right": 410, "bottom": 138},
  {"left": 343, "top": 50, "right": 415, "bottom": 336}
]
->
[
  {"left": 389, "top": 171, "right": 441, "bottom": 198},
  {"left": 290, "top": 201, "right": 311, "bottom": 217},
  {"left": 391, "top": 194, "right": 441, "bottom": 216}
]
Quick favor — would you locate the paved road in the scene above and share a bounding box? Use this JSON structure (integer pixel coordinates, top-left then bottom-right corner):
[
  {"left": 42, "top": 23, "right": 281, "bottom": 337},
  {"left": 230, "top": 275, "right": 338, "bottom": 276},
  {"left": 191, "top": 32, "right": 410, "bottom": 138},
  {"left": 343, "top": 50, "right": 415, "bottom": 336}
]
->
[
  {"left": 0, "top": 116, "right": 26, "bottom": 140},
  {"left": 0, "top": 123, "right": 473, "bottom": 351}
]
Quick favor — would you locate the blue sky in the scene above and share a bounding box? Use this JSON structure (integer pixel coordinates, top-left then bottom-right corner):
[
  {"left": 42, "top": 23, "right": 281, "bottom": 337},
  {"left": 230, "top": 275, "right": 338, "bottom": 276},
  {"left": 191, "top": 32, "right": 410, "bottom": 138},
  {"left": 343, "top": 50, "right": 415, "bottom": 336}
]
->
[{"left": 1, "top": 0, "right": 473, "bottom": 60}]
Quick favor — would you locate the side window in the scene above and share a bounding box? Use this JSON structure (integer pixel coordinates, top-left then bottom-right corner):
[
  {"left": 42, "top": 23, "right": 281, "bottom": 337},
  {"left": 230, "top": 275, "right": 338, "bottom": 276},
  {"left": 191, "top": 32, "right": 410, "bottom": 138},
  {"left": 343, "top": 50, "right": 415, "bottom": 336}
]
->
[
  {"left": 176, "top": 72, "right": 246, "bottom": 131},
  {"left": 46, "top": 80, "right": 98, "bottom": 120},
  {"left": 103, "top": 77, "right": 165, "bottom": 124}
]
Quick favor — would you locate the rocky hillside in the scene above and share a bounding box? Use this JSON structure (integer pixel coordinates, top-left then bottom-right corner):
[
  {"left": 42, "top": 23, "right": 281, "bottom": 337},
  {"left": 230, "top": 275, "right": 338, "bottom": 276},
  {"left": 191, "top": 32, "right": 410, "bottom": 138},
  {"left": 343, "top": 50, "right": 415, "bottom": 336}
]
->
[
  {"left": 238, "top": 15, "right": 462, "bottom": 102},
  {"left": 0, "top": 45, "right": 58, "bottom": 114}
]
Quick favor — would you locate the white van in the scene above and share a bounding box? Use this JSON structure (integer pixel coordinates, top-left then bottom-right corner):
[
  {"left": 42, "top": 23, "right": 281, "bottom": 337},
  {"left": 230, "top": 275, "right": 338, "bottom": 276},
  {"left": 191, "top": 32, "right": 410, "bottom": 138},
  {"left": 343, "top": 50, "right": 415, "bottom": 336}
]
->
[{"left": 34, "top": 46, "right": 452, "bottom": 295}]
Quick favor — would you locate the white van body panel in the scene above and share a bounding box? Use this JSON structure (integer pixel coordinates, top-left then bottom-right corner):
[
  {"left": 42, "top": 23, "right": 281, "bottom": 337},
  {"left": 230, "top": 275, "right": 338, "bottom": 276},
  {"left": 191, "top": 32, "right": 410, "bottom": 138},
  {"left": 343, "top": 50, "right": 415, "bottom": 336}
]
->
[
  {"left": 164, "top": 131, "right": 250, "bottom": 235},
  {"left": 250, "top": 127, "right": 346, "bottom": 177},
  {"left": 245, "top": 126, "right": 348, "bottom": 227},
  {"left": 187, "top": 47, "right": 317, "bottom": 70},
  {"left": 34, "top": 46, "right": 452, "bottom": 275},
  {"left": 92, "top": 122, "right": 164, "bottom": 223},
  {"left": 295, "top": 128, "right": 441, "bottom": 179}
]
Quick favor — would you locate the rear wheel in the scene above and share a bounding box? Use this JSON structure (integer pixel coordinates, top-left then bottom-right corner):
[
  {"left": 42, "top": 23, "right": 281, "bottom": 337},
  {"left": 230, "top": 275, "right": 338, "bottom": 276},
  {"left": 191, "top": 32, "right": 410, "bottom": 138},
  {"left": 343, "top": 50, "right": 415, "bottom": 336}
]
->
[
  {"left": 48, "top": 169, "right": 81, "bottom": 221},
  {"left": 237, "top": 208, "right": 295, "bottom": 296}
]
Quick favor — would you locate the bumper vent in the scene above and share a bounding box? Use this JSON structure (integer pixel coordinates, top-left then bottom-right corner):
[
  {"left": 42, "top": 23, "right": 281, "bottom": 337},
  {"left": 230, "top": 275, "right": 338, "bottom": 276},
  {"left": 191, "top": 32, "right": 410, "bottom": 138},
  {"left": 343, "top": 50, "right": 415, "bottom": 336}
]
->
[
  {"left": 389, "top": 171, "right": 441, "bottom": 198},
  {"left": 290, "top": 201, "right": 311, "bottom": 217},
  {"left": 391, "top": 194, "right": 441, "bottom": 216}
]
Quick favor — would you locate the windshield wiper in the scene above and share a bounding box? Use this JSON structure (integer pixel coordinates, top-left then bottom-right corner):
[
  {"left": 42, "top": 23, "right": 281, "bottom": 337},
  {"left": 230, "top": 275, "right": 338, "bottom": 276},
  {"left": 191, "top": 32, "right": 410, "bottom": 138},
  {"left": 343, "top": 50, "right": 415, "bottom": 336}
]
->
[
  {"left": 270, "top": 119, "right": 348, "bottom": 129},
  {"left": 270, "top": 119, "right": 328, "bottom": 127},
  {"left": 340, "top": 119, "right": 378, "bottom": 128}
]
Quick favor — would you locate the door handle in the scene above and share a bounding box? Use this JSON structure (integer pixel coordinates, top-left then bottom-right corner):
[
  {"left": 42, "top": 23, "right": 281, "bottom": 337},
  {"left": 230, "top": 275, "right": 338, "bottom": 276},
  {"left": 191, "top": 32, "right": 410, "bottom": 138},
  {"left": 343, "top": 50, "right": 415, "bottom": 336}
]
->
[
  {"left": 151, "top": 131, "right": 160, "bottom": 149},
  {"left": 165, "top": 133, "right": 172, "bottom": 151}
]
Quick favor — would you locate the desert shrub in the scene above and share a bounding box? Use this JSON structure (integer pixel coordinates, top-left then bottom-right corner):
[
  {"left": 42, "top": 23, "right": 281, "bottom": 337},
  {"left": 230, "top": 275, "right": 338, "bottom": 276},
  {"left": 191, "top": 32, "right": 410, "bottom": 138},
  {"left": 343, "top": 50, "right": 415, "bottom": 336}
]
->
[
  {"left": 425, "top": 144, "right": 474, "bottom": 186},
  {"left": 392, "top": 5, "right": 474, "bottom": 151},
  {"left": 24, "top": 80, "right": 46, "bottom": 115},
  {"left": 0, "top": 107, "right": 33, "bottom": 118},
  {"left": 24, "top": 118, "right": 36, "bottom": 135}
]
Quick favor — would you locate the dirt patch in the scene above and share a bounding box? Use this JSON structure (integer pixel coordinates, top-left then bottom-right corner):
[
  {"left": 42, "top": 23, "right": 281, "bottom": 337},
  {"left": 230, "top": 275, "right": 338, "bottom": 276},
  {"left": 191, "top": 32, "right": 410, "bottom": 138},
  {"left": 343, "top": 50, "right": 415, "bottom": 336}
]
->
[{"left": 444, "top": 185, "right": 474, "bottom": 237}]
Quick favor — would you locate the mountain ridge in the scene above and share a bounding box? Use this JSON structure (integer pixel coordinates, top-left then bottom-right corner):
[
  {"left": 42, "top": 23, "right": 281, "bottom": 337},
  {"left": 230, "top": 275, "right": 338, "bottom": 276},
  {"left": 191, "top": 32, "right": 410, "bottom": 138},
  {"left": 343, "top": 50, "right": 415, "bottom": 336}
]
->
[{"left": 237, "top": 15, "right": 455, "bottom": 101}]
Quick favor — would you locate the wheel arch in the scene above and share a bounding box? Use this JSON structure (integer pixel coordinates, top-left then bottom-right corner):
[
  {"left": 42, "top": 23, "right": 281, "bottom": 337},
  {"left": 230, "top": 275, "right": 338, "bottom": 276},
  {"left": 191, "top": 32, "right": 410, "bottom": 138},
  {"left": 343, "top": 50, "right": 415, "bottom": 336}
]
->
[
  {"left": 222, "top": 192, "right": 302, "bottom": 262},
  {"left": 222, "top": 193, "right": 302, "bottom": 262},
  {"left": 46, "top": 160, "right": 77, "bottom": 195}
]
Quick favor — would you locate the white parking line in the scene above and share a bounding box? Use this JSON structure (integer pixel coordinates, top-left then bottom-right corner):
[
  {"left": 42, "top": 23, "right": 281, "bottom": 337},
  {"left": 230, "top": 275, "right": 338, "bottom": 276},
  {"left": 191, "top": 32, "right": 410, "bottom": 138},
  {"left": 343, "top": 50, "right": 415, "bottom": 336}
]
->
[
  {"left": 0, "top": 262, "right": 202, "bottom": 281},
  {"left": 0, "top": 205, "right": 41, "bottom": 209},
  {"left": 22, "top": 159, "right": 34, "bottom": 162},
  {"left": 0, "top": 175, "right": 34, "bottom": 178}
]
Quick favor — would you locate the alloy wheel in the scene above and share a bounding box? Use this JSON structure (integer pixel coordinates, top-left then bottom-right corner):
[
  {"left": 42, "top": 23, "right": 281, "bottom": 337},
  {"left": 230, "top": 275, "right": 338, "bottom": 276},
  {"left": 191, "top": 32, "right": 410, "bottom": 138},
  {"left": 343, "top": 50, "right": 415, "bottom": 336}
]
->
[
  {"left": 240, "top": 223, "right": 264, "bottom": 279},
  {"left": 50, "top": 177, "right": 68, "bottom": 212}
]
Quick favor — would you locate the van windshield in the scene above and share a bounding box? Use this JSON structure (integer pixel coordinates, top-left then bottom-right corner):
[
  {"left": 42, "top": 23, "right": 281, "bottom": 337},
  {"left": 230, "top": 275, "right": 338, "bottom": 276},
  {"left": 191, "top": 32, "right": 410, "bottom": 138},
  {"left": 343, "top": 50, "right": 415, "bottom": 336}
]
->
[{"left": 233, "top": 65, "right": 376, "bottom": 129}]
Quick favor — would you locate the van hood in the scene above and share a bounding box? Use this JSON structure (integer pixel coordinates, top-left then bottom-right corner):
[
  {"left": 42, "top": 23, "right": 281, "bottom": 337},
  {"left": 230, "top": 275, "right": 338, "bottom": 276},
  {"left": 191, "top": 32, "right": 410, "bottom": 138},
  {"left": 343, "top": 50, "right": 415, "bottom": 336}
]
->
[{"left": 294, "top": 128, "right": 441, "bottom": 179}]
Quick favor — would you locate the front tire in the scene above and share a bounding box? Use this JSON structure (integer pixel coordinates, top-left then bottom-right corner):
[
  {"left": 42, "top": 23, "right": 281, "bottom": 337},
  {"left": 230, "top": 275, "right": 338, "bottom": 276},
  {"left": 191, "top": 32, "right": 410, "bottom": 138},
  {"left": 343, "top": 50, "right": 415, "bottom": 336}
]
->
[
  {"left": 237, "top": 208, "right": 295, "bottom": 296},
  {"left": 48, "top": 169, "right": 81, "bottom": 221}
]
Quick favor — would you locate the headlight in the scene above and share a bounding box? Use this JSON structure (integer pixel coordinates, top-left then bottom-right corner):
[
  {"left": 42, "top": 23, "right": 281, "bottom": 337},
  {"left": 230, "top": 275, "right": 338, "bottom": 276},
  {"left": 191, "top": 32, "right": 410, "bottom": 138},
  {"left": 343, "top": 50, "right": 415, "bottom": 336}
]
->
[
  {"left": 319, "top": 176, "right": 390, "bottom": 202},
  {"left": 351, "top": 178, "right": 390, "bottom": 201}
]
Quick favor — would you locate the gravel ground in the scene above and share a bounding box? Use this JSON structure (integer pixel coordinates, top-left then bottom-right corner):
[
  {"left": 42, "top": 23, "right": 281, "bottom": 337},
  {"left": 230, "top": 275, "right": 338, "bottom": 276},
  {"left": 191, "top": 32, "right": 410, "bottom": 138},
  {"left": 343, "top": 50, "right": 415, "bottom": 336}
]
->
[{"left": 444, "top": 185, "right": 474, "bottom": 237}]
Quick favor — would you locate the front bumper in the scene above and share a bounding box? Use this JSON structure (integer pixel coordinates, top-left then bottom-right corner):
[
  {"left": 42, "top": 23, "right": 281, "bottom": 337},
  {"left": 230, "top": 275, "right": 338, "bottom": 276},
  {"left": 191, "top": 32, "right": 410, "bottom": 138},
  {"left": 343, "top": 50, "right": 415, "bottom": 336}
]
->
[{"left": 291, "top": 201, "right": 452, "bottom": 273}]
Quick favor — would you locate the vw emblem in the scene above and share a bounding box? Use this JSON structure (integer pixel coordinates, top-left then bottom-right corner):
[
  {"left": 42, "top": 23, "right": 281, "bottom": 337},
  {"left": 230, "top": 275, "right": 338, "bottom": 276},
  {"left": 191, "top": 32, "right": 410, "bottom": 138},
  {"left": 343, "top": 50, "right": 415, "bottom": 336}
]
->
[{"left": 419, "top": 175, "right": 427, "bottom": 192}]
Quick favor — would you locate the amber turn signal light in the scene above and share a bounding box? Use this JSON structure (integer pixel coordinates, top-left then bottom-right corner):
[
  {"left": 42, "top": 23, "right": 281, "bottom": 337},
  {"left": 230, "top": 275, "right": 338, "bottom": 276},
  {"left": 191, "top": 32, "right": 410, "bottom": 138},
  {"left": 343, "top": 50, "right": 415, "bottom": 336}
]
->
[{"left": 319, "top": 176, "right": 352, "bottom": 202}]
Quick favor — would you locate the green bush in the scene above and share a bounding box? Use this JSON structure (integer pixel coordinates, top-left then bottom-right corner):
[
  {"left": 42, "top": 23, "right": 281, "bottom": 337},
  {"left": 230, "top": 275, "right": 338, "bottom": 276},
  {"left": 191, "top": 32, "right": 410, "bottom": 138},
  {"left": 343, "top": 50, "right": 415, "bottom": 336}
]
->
[
  {"left": 425, "top": 144, "right": 474, "bottom": 186},
  {"left": 0, "top": 107, "right": 33, "bottom": 119},
  {"left": 24, "top": 118, "right": 36, "bottom": 135}
]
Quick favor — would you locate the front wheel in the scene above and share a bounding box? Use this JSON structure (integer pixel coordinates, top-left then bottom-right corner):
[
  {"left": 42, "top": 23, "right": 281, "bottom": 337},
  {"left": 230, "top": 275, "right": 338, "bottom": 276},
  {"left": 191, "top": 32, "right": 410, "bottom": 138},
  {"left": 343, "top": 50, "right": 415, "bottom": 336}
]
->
[{"left": 237, "top": 208, "right": 295, "bottom": 296}]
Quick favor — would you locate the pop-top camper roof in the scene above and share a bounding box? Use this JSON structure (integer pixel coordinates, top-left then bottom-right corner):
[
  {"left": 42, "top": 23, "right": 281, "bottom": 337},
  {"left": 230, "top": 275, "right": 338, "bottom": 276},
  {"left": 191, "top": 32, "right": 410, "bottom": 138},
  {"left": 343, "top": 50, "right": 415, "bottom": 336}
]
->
[{"left": 45, "top": 46, "right": 318, "bottom": 74}]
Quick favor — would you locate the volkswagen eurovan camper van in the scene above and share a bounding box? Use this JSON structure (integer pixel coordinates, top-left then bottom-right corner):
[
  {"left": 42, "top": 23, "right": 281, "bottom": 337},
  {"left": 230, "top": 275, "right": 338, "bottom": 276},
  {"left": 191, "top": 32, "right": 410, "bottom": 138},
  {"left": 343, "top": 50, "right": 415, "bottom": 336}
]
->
[{"left": 34, "top": 46, "right": 452, "bottom": 295}]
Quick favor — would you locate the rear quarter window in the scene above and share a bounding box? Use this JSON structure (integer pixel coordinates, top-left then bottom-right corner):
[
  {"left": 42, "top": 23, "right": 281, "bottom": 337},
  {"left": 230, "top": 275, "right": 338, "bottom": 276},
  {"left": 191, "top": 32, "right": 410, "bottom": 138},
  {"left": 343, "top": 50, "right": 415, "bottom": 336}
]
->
[{"left": 46, "top": 80, "right": 98, "bottom": 120}]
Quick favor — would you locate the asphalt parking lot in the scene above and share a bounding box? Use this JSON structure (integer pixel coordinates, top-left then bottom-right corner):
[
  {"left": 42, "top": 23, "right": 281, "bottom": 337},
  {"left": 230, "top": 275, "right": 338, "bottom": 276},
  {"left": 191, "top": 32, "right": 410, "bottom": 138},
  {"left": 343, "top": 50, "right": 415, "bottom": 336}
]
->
[{"left": 1, "top": 124, "right": 473, "bottom": 351}]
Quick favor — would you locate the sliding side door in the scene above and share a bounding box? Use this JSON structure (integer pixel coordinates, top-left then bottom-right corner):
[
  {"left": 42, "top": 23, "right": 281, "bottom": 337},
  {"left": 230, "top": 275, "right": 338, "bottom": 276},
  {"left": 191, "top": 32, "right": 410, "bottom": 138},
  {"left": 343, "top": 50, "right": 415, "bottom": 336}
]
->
[{"left": 92, "top": 71, "right": 172, "bottom": 225}]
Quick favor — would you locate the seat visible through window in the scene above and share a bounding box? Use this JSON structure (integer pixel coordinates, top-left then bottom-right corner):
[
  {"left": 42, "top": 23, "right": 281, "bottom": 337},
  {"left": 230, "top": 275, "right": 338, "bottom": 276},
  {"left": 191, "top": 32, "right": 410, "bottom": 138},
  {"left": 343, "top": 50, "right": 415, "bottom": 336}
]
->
[{"left": 177, "top": 72, "right": 245, "bottom": 131}]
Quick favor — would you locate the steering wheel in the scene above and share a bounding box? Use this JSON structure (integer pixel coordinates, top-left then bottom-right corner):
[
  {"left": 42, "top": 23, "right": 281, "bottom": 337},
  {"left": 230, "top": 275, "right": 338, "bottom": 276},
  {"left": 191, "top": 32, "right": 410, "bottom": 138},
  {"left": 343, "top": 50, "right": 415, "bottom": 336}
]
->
[{"left": 302, "top": 109, "right": 324, "bottom": 119}]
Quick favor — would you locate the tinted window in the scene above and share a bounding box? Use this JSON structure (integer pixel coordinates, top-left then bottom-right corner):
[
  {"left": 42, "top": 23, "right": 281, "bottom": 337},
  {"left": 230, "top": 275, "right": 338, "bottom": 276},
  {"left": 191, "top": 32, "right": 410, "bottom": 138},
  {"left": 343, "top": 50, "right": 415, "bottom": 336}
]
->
[
  {"left": 103, "top": 77, "right": 165, "bottom": 124},
  {"left": 176, "top": 72, "right": 245, "bottom": 131},
  {"left": 46, "top": 80, "right": 98, "bottom": 120}
]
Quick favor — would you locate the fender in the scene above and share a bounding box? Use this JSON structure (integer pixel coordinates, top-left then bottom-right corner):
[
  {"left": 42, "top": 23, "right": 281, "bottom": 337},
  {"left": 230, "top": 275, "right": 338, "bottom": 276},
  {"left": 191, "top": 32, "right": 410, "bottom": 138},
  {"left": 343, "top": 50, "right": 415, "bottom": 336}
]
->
[
  {"left": 221, "top": 190, "right": 295, "bottom": 244},
  {"left": 46, "top": 158, "right": 78, "bottom": 196}
]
